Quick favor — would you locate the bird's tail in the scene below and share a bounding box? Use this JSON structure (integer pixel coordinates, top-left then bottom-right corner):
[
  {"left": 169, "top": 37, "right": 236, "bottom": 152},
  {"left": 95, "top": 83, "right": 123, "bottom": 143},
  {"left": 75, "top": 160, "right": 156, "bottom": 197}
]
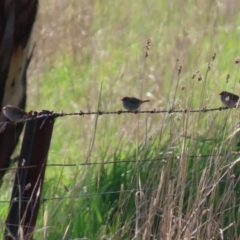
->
[{"left": 141, "top": 100, "right": 150, "bottom": 103}]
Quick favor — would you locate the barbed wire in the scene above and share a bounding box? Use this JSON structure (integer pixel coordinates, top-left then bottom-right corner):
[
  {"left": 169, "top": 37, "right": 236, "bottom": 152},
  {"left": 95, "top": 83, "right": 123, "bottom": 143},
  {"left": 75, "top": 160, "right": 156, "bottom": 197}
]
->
[
  {"left": 0, "top": 105, "right": 237, "bottom": 125},
  {"left": 0, "top": 187, "right": 159, "bottom": 204},
  {"left": 27, "top": 106, "right": 239, "bottom": 118},
  {"left": 52, "top": 106, "right": 233, "bottom": 116},
  {"left": 45, "top": 152, "right": 240, "bottom": 167},
  {"left": 1, "top": 179, "right": 239, "bottom": 204},
  {"left": 0, "top": 152, "right": 238, "bottom": 172}
]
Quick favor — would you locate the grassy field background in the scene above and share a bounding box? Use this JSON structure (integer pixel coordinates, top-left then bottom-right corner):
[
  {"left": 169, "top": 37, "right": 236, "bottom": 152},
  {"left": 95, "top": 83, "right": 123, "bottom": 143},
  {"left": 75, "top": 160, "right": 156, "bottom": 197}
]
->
[{"left": 2, "top": 0, "right": 240, "bottom": 239}]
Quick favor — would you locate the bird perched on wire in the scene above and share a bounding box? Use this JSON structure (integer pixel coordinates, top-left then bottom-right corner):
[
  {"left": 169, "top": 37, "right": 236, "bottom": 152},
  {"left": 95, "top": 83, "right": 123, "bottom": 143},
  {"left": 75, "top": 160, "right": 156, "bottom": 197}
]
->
[
  {"left": 219, "top": 91, "right": 239, "bottom": 107},
  {"left": 121, "top": 97, "right": 150, "bottom": 111},
  {"left": 2, "top": 105, "right": 29, "bottom": 123}
]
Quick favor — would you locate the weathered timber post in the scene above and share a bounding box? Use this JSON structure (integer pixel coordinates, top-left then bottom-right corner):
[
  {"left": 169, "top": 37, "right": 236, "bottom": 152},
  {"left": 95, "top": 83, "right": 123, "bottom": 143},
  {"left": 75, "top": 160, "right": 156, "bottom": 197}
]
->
[{"left": 5, "top": 112, "right": 55, "bottom": 240}]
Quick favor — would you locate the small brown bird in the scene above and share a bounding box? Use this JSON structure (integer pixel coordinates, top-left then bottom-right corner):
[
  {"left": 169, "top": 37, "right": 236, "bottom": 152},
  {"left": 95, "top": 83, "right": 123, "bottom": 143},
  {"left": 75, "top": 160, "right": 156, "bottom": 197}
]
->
[
  {"left": 219, "top": 91, "right": 239, "bottom": 107},
  {"left": 2, "top": 105, "right": 29, "bottom": 123},
  {"left": 121, "top": 97, "right": 150, "bottom": 111}
]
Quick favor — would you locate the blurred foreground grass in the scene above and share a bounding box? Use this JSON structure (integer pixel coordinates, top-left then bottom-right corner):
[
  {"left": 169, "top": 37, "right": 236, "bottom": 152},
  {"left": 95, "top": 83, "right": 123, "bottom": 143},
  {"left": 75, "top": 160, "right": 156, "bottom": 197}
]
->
[{"left": 1, "top": 0, "right": 240, "bottom": 239}]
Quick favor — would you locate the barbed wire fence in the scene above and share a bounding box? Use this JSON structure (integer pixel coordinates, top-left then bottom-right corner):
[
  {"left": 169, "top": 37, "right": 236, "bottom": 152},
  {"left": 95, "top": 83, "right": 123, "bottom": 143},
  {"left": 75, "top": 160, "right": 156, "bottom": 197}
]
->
[
  {"left": 1, "top": 105, "right": 240, "bottom": 239},
  {"left": 1, "top": 105, "right": 236, "bottom": 124},
  {"left": 0, "top": 105, "right": 237, "bottom": 131}
]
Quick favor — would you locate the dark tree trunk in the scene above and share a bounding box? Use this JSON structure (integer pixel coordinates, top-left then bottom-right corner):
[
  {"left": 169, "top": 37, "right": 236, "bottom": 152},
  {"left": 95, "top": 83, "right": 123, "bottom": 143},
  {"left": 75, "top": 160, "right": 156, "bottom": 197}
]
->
[{"left": 0, "top": 0, "right": 38, "bottom": 184}]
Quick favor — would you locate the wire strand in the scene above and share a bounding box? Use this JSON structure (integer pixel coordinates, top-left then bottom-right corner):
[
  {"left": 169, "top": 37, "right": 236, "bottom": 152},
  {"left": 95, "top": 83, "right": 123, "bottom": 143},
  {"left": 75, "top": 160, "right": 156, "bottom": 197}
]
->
[{"left": 0, "top": 105, "right": 236, "bottom": 125}]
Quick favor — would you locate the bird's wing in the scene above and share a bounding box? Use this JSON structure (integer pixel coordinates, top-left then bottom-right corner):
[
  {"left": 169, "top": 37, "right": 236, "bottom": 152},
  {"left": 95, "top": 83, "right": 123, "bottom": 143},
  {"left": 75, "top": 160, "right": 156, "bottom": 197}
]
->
[{"left": 128, "top": 97, "right": 140, "bottom": 104}]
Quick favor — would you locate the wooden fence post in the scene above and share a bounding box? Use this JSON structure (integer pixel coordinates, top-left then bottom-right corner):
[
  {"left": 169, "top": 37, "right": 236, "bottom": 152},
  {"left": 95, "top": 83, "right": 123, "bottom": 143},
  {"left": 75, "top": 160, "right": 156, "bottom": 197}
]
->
[{"left": 5, "top": 112, "right": 55, "bottom": 240}]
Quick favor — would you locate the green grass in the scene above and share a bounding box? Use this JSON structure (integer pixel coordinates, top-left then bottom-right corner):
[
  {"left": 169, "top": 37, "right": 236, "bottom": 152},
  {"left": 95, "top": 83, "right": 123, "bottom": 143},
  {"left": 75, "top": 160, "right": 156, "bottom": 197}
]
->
[{"left": 2, "top": 0, "right": 240, "bottom": 239}]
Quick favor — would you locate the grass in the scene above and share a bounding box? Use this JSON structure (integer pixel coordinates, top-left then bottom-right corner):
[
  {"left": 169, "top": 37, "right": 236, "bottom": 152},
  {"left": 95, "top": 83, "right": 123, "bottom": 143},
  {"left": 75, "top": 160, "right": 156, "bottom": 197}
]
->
[{"left": 2, "top": 0, "right": 240, "bottom": 239}]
